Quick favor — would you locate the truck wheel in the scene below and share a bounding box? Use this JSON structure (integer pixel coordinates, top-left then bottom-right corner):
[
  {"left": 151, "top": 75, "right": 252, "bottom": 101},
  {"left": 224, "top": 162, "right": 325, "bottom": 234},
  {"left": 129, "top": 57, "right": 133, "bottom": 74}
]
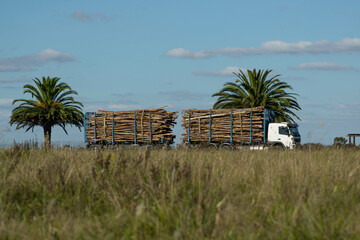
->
[
  {"left": 272, "top": 143, "right": 284, "bottom": 150},
  {"left": 89, "top": 144, "right": 100, "bottom": 149}
]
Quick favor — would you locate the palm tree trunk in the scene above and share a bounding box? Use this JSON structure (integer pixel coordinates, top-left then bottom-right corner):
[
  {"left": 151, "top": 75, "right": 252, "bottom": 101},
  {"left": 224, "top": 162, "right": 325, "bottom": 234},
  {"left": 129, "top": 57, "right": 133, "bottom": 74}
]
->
[{"left": 44, "top": 126, "right": 52, "bottom": 149}]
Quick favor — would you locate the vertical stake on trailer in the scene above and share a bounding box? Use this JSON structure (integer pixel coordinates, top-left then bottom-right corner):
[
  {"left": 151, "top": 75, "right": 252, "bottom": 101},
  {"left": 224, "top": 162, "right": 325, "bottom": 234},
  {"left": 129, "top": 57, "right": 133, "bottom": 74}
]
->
[
  {"left": 209, "top": 110, "right": 212, "bottom": 143},
  {"left": 149, "top": 112, "right": 152, "bottom": 144},
  {"left": 188, "top": 113, "right": 191, "bottom": 144},
  {"left": 94, "top": 114, "right": 97, "bottom": 144},
  {"left": 112, "top": 113, "right": 114, "bottom": 145},
  {"left": 83, "top": 113, "right": 86, "bottom": 143},
  {"left": 250, "top": 110, "right": 252, "bottom": 144},
  {"left": 134, "top": 112, "right": 137, "bottom": 144},
  {"left": 263, "top": 109, "right": 267, "bottom": 143},
  {"left": 230, "top": 110, "right": 233, "bottom": 143},
  {"left": 104, "top": 113, "right": 106, "bottom": 139}
]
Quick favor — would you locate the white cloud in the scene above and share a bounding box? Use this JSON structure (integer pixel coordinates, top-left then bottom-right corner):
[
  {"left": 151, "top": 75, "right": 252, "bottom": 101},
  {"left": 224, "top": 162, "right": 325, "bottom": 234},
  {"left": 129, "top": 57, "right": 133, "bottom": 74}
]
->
[
  {"left": 0, "top": 66, "right": 32, "bottom": 71},
  {"left": 71, "top": 10, "right": 108, "bottom": 22},
  {"left": 35, "top": 49, "right": 74, "bottom": 62},
  {"left": 289, "top": 62, "right": 360, "bottom": 71},
  {"left": 0, "top": 98, "right": 13, "bottom": 107},
  {"left": 213, "top": 38, "right": 360, "bottom": 56},
  {"left": 0, "top": 49, "right": 75, "bottom": 72},
  {"left": 107, "top": 104, "right": 142, "bottom": 110},
  {"left": 302, "top": 102, "right": 360, "bottom": 121},
  {"left": 164, "top": 48, "right": 212, "bottom": 59},
  {"left": 193, "top": 66, "right": 243, "bottom": 76},
  {"left": 0, "top": 78, "right": 30, "bottom": 83},
  {"left": 165, "top": 38, "right": 360, "bottom": 58}
]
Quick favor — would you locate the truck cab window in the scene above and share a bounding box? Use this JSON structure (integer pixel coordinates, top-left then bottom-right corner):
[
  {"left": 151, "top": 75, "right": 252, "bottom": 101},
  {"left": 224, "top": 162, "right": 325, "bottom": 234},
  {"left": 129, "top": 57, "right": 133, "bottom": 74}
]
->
[
  {"left": 279, "top": 127, "right": 289, "bottom": 135},
  {"left": 289, "top": 127, "right": 299, "bottom": 135}
]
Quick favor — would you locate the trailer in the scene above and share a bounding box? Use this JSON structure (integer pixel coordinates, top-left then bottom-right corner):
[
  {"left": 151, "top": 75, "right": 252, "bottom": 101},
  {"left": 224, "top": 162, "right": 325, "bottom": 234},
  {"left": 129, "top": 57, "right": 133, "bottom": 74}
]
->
[{"left": 84, "top": 107, "right": 178, "bottom": 147}]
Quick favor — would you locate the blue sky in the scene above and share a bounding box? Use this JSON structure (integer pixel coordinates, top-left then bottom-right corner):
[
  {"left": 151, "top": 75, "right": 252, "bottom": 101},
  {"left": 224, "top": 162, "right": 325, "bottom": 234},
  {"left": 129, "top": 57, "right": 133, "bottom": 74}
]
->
[{"left": 1, "top": 0, "right": 360, "bottom": 146}]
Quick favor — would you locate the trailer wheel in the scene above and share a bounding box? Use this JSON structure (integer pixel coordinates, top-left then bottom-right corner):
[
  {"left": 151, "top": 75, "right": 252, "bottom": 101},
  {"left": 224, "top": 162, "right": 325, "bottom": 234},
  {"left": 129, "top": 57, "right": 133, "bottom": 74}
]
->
[
  {"left": 208, "top": 143, "right": 218, "bottom": 149},
  {"left": 184, "top": 143, "right": 196, "bottom": 149},
  {"left": 220, "top": 143, "right": 234, "bottom": 150},
  {"left": 89, "top": 144, "right": 101, "bottom": 149}
]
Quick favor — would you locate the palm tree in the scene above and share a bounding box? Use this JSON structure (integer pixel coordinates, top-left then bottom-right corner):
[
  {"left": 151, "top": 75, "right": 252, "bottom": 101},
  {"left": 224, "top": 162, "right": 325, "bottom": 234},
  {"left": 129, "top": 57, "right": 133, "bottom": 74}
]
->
[
  {"left": 10, "top": 77, "right": 84, "bottom": 148},
  {"left": 212, "top": 69, "right": 301, "bottom": 122}
]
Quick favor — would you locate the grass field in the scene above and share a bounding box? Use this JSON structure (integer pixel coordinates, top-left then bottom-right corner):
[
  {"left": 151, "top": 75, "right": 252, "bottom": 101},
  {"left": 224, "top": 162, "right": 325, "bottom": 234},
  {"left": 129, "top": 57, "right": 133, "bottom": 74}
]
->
[{"left": 0, "top": 146, "right": 359, "bottom": 239}]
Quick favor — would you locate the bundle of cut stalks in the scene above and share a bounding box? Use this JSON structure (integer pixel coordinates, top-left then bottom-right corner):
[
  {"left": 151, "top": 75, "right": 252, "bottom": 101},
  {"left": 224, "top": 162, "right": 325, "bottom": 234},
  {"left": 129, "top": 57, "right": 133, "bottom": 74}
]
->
[
  {"left": 86, "top": 106, "right": 178, "bottom": 145},
  {"left": 181, "top": 106, "right": 265, "bottom": 144}
]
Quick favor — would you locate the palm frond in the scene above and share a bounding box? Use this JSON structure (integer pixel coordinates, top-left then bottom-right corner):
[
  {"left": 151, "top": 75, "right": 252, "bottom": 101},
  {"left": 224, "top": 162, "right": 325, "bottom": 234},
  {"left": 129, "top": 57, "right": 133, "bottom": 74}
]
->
[
  {"left": 10, "top": 76, "right": 84, "bottom": 145},
  {"left": 212, "top": 69, "right": 301, "bottom": 122}
]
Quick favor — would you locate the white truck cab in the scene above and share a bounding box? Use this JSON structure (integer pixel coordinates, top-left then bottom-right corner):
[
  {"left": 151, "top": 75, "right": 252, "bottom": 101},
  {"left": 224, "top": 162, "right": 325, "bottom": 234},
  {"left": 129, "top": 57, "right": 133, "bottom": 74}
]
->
[{"left": 267, "top": 122, "right": 301, "bottom": 149}]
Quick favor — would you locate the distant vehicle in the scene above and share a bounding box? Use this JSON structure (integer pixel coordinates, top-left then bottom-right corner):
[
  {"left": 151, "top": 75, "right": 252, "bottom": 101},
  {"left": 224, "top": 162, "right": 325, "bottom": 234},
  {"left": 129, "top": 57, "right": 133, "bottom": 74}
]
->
[
  {"left": 181, "top": 106, "right": 301, "bottom": 150},
  {"left": 84, "top": 106, "right": 301, "bottom": 149}
]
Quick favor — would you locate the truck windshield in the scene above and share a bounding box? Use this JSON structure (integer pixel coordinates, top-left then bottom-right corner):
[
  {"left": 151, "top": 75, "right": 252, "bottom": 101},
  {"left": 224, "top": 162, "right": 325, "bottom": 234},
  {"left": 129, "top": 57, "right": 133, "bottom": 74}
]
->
[{"left": 289, "top": 127, "right": 299, "bottom": 135}]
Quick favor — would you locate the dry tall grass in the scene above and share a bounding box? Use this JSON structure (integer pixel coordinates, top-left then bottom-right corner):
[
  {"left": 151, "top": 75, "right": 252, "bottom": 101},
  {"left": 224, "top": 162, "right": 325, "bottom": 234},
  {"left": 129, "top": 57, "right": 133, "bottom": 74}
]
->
[{"left": 0, "top": 147, "right": 359, "bottom": 239}]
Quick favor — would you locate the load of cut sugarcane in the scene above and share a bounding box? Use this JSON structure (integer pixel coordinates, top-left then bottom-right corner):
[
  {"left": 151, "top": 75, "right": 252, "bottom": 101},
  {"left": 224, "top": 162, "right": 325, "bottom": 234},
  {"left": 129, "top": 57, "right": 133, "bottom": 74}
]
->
[
  {"left": 181, "top": 106, "right": 266, "bottom": 144},
  {"left": 85, "top": 106, "right": 178, "bottom": 145}
]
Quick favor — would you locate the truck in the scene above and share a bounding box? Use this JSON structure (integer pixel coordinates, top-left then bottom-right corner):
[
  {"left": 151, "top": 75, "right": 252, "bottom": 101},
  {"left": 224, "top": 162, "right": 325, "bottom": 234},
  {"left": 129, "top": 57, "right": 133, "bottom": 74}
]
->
[
  {"left": 181, "top": 106, "right": 300, "bottom": 149},
  {"left": 84, "top": 106, "right": 301, "bottom": 149}
]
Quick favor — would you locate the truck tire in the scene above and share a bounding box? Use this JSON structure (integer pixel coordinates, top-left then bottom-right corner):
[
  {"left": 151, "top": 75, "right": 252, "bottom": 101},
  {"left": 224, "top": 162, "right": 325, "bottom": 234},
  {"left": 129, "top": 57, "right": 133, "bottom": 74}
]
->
[{"left": 272, "top": 143, "right": 284, "bottom": 150}]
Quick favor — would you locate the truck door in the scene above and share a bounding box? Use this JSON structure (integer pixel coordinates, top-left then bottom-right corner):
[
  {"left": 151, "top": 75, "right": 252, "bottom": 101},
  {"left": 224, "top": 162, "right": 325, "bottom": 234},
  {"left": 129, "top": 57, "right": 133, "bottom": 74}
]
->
[{"left": 278, "top": 126, "right": 291, "bottom": 147}]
